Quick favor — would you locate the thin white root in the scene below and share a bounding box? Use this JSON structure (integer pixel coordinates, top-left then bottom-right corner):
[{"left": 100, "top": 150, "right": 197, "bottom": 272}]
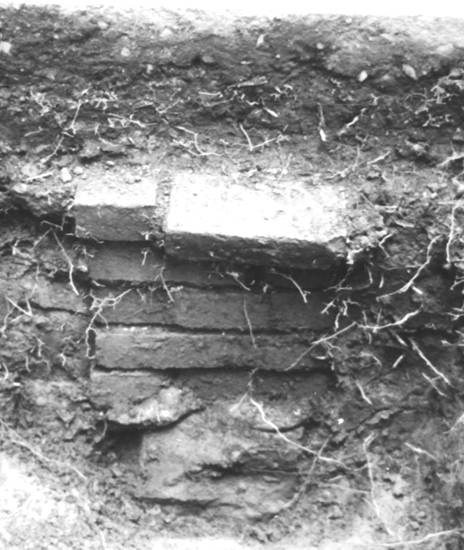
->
[
  {"left": 379, "top": 236, "right": 440, "bottom": 300},
  {"left": 52, "top": 232, "right": 79, "bottom": 296},
  {"left": 286, "top": 322, "right": 357, "bottom": 370},
  {"left": 379, "top": 529, "right": 460, "bottom": 547},
  {"left": 410, "top": 339, "right": 451, "bottom": 386},
  {"left": 361, "top": 308, "right": 421, "bottom": 333},
  {"left": 250, "top": 398, "right": 345, "bottom": 467},
  {"left": 243, "top": 298, "right": 257, "bottom": 348}
]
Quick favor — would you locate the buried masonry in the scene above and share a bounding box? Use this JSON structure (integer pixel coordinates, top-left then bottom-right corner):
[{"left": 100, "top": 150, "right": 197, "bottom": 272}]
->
[{"left": 2, "top": 4, "right": 464, "bottom": 548}]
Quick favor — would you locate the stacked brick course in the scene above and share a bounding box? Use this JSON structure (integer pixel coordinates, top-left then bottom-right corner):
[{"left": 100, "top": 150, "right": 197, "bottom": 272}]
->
[{"left": 69, "top": 171, "right": 383, "bottom": 513}]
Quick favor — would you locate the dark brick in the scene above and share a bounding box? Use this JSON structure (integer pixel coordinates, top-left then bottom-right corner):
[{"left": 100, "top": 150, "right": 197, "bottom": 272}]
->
[
  {"left": 91, "top": 287, "right": 333, "bottom": 332},
  {"left": 95, "top": 328, "right": 326, "bottom": 371},
  {"left": 85, "top": 243, "right": 230, "bottom": 286}
]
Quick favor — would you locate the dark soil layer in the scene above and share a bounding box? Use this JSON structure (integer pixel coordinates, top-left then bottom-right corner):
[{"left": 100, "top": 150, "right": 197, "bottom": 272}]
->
[{"left": 2, "top": 5, "right": 464, "bottom": 549}]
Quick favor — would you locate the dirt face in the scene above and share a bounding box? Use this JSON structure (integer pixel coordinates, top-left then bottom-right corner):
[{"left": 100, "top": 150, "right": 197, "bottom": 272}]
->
[{"left": 2, "top": 4, "right": 464, "bottom": 549}]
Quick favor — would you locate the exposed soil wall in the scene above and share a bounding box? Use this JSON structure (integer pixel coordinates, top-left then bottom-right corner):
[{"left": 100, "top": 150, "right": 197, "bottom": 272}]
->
[{"left": 2, "top": 4, "right": 464, "bottom": 549}]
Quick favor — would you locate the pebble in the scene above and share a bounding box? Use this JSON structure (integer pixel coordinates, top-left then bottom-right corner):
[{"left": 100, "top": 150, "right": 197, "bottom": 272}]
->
[
  {"left": 97, "top": 20, "right": 109, "bottom": 31},
  {"left": 435, "top": 43, "right": 455, "bottom": 58},
  {"left": 159, "top": 27, "right": 173, "bottom": 40},
  {"left": 256, "top": 34, "right": 265, "bottom": 48},
  {"left": 357, "top": 70, "right": 368, "bottom": 83},
  {"left": 200, "top": 53, "right": 215, "bottom": 65},
  {"left": 79, "top": 140, "right": 101, "bottom": 161},
  {"left": 0, "top": 41, "right": 12, "bottom": 55},
  {"left": 402, "top": 64, "right": 418, "bottom": 80},
  {"left": 60, "top": 167, "right": 72, "bottom": 183}
]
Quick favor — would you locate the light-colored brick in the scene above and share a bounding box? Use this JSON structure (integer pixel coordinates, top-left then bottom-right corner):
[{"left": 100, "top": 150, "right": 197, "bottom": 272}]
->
[
  {"left": 165, "top": 174, "right": 383, "bottom": 268},
  {"left": 73, "top": 176, "right": 159, "bottom": 241},
  {"left": 95, "top": 327, "right": 325, "bottom": 371}
]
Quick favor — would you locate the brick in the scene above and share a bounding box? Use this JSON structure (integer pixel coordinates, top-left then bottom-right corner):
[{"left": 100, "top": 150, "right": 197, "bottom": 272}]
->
[
  {"left": 85, "top": 242, "right": 339, "bottom": 289},
  {"left": 86, "top": 243, "right": 230, "bottom": 286},
  {"left": 95, "top": 328, "right": 325, "bottom": 371},
  {"left": 73, "top": 175, "right": 159, "bottom": 241},
  {"left": 86, "top": 244, "right": 164, "bottom": 282},
  {"left": 92, "top": 287, "right": 333, "bottom": 332},
  {"left": 138, "top": 409, "right": 299, "bottom": 515},
  {"left": 165, "top": 174, "right": 383, "bottom": 269},
  {"left": 90, "top": 369, "right": 201, "bottom": 427}
]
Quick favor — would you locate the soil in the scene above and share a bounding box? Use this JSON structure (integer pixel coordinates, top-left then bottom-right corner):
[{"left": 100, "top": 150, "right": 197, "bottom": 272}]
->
[{"left": 2, "top": 4, "right": 464, "bottom": 550}]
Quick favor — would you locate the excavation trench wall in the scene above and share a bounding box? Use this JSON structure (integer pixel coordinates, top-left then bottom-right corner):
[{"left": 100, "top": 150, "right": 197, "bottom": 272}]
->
[{"left": 2, "top": 4, "right": 464, "bottom": 547}]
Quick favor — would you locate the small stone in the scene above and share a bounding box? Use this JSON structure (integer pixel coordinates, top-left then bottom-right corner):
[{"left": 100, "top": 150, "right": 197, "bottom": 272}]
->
[
  {"left": 60, "top": 167, "right": 72, "bottom": 183},
  {"left": 44, "top": 69, "right": 56, "bottom": 81},
  {"left": 120, "top": 47, "right": 131, "bottom": 58},
  {"left": 159, "top": 27, "right": 173, "bottom": 40},
  {"left": 79, "top": 140, "right": 101, "bottom": 161},
  {"left": 200, "top": 53, "right": 215, "bottom": 65},
  {"left": 434, "top": 43, "right": 455, "bottom": 58},
  {"left": 73, "top": 166, "right": 84, "bottom": 175},
  {"left": 256, "top": 34, "right": 265, "bottom": 48},
  {"left": 316, "top": 42, "right": 325, "bottom": 50},
  {"left": 97, "top": 20, "right": 109, "bottom": 31},
  {"left": 146, "top": 63, "right": 154, "bottom": 75},
  {"left": 0, "top": 41, "right": 12, "bottom": 55},
  {"left": 402, "top": 64, "right": 418, "bottom": 81},
  {"left": 357, "top": 70, "right": 368, "bottom": 83}
]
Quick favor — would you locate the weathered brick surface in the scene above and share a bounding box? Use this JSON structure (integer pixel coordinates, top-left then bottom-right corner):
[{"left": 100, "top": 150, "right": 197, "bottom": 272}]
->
[
  {"left": 86, "top": 243, "right": 339, "bottom": 289},
  {"left": 92, "top": 287, "right": 333, "bottom": 331},
  {"left": 90, "top": 369, "right": 201, "bottom": 427},
  {"left": 73, "top": 177, "right": 159, "bottom": 241},
  {"left": 90, "top": 368, "right": 331, "bottom": 430},
  {"left": 165, "top": 174, "right": 383, "bottom": 268},
  {"left": 95, "top": 328, "right": 325, "bottom": 371},
  {"left": 86, "top": 243, "right": 231, "bottom": 286},
  {"left": 139, "top": 409, "right": 299, "bottom": 515}
]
